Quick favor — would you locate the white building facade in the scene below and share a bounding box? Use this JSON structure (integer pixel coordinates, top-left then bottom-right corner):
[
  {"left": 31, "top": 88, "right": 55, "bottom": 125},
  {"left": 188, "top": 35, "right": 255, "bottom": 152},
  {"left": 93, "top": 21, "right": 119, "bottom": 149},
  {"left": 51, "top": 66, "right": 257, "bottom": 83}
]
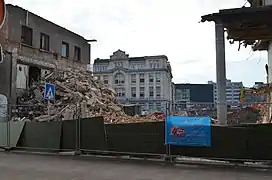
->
[
  {"left": 93, "top": 50, "right": 173, "bottom": 113},
  {"left": 208, "top": 80, "right": 243, "bottom": 105}
]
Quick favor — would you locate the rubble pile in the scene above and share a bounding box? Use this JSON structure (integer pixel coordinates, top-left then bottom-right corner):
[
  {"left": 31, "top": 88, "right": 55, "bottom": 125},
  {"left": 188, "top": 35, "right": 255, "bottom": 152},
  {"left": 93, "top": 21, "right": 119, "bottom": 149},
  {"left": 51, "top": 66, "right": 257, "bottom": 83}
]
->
[
  {"left": 13, "top": 69, "right": 164, "bottom": 124},
  {"left": 257, "top": 105, "right": 270, "bottom": 123},
  {"left": 226, "top": 106, "right": 269, "bottom": 124}
]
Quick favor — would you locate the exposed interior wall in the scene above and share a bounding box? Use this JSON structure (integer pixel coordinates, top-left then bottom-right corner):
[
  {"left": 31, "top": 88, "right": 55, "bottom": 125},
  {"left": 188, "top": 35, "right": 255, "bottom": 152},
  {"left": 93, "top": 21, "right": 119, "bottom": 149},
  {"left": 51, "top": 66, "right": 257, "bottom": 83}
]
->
[
  {"left": 0, "top": 5, "right": 92, "bottom": 107},
  {"left": 16, "top": 63, "right": 52, "bottom": 88},
  {"left": 16, "top": 64, "right": 28, "bottom": 90},
  {"left": 28, "top": 66, "right": 41, "bottom": 86},
  {"left": 41, "top": 69, "right": 51, "bottom": 79}
]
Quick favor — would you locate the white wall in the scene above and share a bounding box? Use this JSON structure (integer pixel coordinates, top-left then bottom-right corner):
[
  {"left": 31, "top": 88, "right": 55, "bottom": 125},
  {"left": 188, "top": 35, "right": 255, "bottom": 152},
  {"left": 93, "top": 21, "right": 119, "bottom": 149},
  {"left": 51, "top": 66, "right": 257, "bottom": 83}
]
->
[{"left": 16, "top": 64, "right": 28, "bottom": 89}]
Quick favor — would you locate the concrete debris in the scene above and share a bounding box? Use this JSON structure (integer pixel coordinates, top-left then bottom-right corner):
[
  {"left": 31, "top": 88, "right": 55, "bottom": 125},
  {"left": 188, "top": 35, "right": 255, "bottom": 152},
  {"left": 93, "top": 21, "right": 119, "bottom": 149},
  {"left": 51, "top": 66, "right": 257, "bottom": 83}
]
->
[{"left": 13, "top": 69, "right": 164, "bottom": 124}]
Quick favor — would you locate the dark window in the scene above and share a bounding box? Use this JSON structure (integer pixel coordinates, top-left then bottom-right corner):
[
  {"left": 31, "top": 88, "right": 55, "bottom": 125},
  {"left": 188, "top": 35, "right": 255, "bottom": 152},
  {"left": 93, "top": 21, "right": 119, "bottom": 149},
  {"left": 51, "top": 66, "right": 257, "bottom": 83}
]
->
[
  {"left": 61, "top": 42, "right": 69, "bottom": 57},
  {"left": 140, "top": 87, "right": 145, "bottom": 98},
  {"left": 115, "top": 73, "right": 125, "bottom": 84},
  {"left": 149, "top": 87, "right": 154, "bottom": 97},
  {"left": 131, "top": 87, "right": 136, "bottom": 98},
  {"left": 21, "top": 26, "right": 33, "bottom": 46},
  {"left": 40, "top": 33, "right": 49, "bottom": 51},
  {"left": 156, "top": 87, "right": 161, "bottom": 98},
  {"left": 139, "top": 74, "right": 145, "bottom": 83},
  {"left": 131, "top": 74, "right": 136, "bottom": 84},
  {"left": 74, "top": 46, "right": 81, "bottom": 61},
  {"left": 103, "top": 75, "right": 108, "bottom": 84},
  {"left": 53, "top": 53, "right": 58, "bottom": 59}
]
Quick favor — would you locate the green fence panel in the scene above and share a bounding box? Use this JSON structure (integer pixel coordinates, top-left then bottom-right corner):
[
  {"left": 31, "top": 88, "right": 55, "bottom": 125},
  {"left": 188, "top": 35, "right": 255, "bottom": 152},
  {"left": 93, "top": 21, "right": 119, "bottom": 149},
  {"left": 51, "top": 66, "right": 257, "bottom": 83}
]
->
[
  {"left": 0, "top": 122, "right": 7, "bottom": 147},
  {"left": 9, "top": 122, "right": 25, "bottom": 147}
]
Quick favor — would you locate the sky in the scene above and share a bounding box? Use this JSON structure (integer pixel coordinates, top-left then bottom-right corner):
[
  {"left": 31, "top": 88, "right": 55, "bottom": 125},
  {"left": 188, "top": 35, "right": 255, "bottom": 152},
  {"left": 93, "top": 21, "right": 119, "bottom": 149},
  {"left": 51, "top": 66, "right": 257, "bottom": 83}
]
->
[{"left": 6, "top": 0, "right": 268, "bottom": 87}]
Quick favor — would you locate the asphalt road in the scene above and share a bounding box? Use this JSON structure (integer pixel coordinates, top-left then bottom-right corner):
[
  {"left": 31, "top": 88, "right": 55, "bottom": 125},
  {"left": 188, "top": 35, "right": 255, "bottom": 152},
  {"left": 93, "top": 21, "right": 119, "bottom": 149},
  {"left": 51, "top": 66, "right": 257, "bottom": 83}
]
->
[{"left": 0, "top": 153, "right": 272, "bottom": 180}]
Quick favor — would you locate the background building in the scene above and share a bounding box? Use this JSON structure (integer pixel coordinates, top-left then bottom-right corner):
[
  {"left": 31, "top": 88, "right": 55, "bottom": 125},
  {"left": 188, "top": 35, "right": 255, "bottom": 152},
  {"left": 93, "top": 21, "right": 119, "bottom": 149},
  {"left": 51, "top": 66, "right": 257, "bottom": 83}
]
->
[
  {"left": 0, "top": 4, "right": 92, "bottom": 106},
  {"left": 208, "top": 80, "right": 243, "bottom": 105},
  {"left": 93, "top": 50, "right": 173, "bottom": 113},
  {"left": 174, "top": 83, "right": 214, "bottom": 109}
]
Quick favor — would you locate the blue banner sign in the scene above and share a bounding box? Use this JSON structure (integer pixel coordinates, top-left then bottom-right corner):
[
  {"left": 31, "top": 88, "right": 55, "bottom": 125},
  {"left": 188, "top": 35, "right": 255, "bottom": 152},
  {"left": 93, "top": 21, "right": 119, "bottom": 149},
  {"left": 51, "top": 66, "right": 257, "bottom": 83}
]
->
[{"left": 165, "top": 116, "right": 211, "bottom": 147}]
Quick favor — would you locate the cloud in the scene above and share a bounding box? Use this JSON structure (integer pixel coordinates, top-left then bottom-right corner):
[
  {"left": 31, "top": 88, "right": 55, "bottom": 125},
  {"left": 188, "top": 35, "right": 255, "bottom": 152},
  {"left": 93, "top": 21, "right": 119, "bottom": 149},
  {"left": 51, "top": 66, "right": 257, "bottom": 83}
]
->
[{"left": 6, "top": 0, "right": 266, "bottom": 86}]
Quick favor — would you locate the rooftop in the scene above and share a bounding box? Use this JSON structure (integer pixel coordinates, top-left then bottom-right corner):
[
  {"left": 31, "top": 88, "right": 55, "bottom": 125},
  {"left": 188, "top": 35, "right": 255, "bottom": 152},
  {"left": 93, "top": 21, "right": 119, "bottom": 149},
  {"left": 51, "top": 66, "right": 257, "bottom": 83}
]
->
[
  {"left": 94, "top": 50, "right": 168, "bottom": 63},
  {"left": 7, "top": 4, "right": 92, "bottom": 42}
]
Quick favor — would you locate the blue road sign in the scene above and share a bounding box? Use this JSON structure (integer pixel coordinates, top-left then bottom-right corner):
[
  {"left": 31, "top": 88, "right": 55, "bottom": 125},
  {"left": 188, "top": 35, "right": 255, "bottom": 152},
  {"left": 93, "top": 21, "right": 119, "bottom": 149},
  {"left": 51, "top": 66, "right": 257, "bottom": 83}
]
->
[{"left": 44, "top": 83, "right": 55, "bottom": 100}]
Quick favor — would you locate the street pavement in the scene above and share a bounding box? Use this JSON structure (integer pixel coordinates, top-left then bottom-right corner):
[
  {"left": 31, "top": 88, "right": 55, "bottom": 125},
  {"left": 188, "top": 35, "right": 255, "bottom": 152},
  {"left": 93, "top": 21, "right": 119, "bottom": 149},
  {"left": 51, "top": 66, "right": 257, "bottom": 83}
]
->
[{"left": 0, "top": 152, "right": 272, "bottom": 180}]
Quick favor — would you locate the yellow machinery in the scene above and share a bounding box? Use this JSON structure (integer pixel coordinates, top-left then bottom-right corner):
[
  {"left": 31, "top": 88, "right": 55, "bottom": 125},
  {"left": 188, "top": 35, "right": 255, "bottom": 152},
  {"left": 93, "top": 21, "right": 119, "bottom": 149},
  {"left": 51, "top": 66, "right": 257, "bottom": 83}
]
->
[{"left": 240, "top": 84, "right": 272, "bottom": 103}]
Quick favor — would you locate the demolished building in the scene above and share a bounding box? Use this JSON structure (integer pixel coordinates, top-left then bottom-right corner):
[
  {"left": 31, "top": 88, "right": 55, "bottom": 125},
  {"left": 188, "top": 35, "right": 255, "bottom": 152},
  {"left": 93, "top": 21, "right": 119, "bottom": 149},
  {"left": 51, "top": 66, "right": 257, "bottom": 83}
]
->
[
  {"left": 0, "top": 4, "right": 94, "bottom": 111},
  {"left": 0, "top": 4, "right": 165, "bottom": 123},
  {"left": 12, "top": 68, "right": 165, "bottom": 123}
]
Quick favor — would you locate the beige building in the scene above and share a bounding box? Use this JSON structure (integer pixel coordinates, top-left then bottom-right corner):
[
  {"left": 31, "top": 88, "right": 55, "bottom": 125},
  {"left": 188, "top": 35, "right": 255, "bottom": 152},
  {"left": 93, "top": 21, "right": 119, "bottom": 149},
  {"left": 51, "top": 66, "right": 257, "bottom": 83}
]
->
[{"left": 93, "top": 50, "right": 173, "bottom": 112}]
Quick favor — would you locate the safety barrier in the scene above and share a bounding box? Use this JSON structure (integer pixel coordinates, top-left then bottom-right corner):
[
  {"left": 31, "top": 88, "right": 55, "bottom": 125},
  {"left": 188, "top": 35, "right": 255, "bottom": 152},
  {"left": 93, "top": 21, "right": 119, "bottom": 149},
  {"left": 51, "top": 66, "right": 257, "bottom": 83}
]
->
[{"left": 0, "top": 117, "right": 271, "bottom": 161}]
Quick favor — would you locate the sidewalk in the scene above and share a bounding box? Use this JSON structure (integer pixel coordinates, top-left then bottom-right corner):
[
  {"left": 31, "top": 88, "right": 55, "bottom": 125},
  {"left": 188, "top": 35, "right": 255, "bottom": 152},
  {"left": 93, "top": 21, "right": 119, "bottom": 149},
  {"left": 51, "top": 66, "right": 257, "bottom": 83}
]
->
[{"left": 0, "top": 152, "right": 272, "bottom": 180}]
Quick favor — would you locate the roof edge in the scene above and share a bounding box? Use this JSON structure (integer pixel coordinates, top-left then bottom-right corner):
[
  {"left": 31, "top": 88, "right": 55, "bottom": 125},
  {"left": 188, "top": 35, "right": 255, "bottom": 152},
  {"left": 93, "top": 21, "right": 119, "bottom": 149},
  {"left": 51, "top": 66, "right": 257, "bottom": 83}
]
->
[{"left": 6, "top": 4, "right": 91, "bottom": 42}]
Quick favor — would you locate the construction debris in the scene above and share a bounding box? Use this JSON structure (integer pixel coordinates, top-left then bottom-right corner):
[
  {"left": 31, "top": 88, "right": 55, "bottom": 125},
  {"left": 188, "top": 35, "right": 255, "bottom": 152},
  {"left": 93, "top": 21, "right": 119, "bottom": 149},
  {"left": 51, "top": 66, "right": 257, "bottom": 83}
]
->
[
  {"left": 12, "top": 69, "right": 164, "bottom": 124},
  {"left": 13, "top": 68, "right": 269, "bottom": 124}
]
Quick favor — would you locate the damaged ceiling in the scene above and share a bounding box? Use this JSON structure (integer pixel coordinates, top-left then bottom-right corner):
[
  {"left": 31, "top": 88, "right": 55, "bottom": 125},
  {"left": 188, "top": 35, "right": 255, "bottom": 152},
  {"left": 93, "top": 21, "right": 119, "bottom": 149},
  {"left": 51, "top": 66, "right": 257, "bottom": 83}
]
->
[{"left": 201, "top": 5, "right": 272, "bottom": 51}]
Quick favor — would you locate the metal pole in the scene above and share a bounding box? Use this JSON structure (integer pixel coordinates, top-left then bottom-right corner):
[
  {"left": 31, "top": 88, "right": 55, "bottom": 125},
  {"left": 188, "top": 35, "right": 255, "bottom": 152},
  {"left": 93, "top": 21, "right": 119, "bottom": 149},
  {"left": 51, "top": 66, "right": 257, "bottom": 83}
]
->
[
  {"left": 47, "top": 100, "right": 50, "bottom": 116},
  {"left": 76, "top": 105, "right": 79, "bottom": 153},
  {"left": 166, "top": 103, "right": 171, "bottom": 158},
  {"left": 267, "top": 75, "right": 271, "bottom": 123},
  {"left": 78, "top": 104, "right": 81, "bottom": 153},
  {"left": 215, "top": 23, "right": 227, "bottom": 125},
  {"left": 7, "top": 103, "right": 10, "bottom": 149},
  {"left": 7, "top": 53, "right": 12, "bottom": 149}
]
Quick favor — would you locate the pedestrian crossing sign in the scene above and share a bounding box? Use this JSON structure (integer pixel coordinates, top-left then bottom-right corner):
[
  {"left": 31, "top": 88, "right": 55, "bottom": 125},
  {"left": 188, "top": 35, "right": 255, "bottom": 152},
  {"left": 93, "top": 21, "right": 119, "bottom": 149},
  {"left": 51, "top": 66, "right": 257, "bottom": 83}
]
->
[{"left": 44, "top": 83, "right": 55, "bottom": 100}]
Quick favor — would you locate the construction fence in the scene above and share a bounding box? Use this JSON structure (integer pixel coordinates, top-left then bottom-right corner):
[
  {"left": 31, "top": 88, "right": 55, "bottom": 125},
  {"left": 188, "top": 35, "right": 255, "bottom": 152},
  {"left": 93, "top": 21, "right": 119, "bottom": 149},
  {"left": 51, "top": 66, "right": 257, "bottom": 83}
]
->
[{"left": 0, "top": 102, "right": 271, "bottom": 161}]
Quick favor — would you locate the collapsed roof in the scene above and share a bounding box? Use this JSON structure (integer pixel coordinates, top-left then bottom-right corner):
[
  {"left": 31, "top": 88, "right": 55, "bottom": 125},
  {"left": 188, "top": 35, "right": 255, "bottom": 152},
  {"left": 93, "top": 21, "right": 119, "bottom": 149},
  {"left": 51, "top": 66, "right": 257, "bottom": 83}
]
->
[{"left": 201, "top": 5, "right": 272, "bottom": 51}]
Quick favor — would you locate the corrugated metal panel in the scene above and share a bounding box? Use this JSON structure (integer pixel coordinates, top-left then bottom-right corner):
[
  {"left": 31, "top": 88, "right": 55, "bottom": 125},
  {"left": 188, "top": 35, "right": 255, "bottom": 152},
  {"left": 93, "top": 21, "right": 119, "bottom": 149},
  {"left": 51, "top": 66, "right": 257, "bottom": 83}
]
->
[
  {"left": 0, "top": 122, "right": 7, "bottom": 147},
  {"left": 16, "top": 64, "right": 28, "bottom": 89}
]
